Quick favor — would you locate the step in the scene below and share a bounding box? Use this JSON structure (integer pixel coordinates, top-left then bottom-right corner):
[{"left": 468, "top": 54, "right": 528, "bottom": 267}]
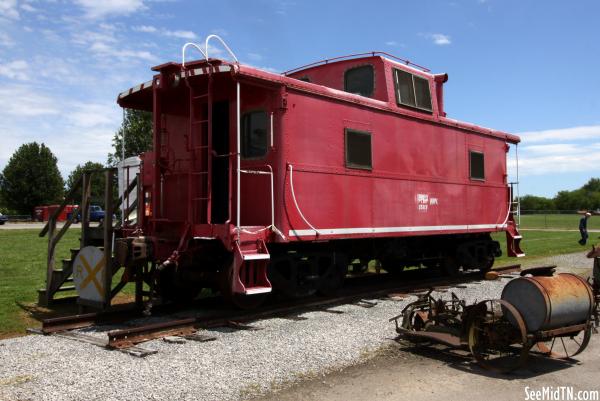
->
[
  {"left": 55, "top": 285, "right": 76, "bottom": 292},
  {"left": 240, "top": 253, "right": 270, "bottom": 261},
  {"left": 244, "top": 286, "right": 272, "bottom": 295}
]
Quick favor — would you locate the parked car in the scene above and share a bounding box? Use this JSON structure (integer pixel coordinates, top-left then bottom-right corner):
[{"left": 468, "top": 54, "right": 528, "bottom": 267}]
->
[
  {"left": 0, "top": 213, "right": 8, "bottom": 225},
  {"left": 67, "top": 205, "right": 114, "bottom": 223}
]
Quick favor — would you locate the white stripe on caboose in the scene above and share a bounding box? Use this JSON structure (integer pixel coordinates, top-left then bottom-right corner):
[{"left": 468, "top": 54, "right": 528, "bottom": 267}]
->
[{"left": 289, "top": 224, "right": 507, "bottom": 237}]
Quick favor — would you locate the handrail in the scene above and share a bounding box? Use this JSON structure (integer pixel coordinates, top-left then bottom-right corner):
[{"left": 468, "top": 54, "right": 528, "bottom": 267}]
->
[
  {"left": 239, "top": 165, "right": 285, "bottom": 240},
  {"left": 182, "top": 42, "right": 208, "bottom": 68},
  {"left": 287, "top": 163, "right": 321, "bottom": 236},
  {"left": 283, "top": 51, "right": 431, "bottom": 76},
  {"left": 205, "top": 34, "right": 238, "bottom": 64},
  {"left": 111, "top": 175, "right": 139, "bottom": 217}
]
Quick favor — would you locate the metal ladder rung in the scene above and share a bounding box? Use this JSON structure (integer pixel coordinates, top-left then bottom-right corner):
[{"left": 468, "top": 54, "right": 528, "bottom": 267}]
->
[
  {"left": 191, "top": 171, "right": 209, "bottom": 175},
  {"left": 192, "top": 146, "right": 209, "bottom": 150},
  {"left": 193, "top": 94, "right": 209, "bottom": 99},
  {"left": 192, "top": 120, "right": 209, "bottom": 125},
  {"left": 192, "top": 197, "right": 210, "bottom": 201}
]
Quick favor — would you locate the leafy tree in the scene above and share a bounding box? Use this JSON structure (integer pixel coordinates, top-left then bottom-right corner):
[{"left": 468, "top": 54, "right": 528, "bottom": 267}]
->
[
  {"left": 582, "top": 178, "right": 600, "bottom": 193},
  {"left": 0, "top": 143, "right": 64, "bottom": 215},
  {"left": 108, "top": 109, "right": 153, "bottom": 165},
  {"left": 65, "top": 161, "right": 106, "bottom": 207},
  {"left": 520, "top": 195, "right": 555, "bottom": 212}
]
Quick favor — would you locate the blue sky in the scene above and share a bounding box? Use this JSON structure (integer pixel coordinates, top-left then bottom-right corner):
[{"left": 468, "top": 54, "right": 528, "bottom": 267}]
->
[{"left": 1, "top": 0, "right": 599, "bottom": 198}]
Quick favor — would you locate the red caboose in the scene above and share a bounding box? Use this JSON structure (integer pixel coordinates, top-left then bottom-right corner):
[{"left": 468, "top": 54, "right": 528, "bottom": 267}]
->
[{"left": 117, "top": 37, "right": 523, "bottom": 307}]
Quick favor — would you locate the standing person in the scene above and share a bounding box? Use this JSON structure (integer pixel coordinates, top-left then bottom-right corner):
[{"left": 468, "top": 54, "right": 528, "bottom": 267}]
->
[{"left": 579, "top": 212, "right": 592, "bottom": 245}]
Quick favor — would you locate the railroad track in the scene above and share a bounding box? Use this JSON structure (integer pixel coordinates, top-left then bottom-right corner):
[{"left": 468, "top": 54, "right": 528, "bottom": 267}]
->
[{"left": 36, "top": 264, "right": 522, "bottom": 356}]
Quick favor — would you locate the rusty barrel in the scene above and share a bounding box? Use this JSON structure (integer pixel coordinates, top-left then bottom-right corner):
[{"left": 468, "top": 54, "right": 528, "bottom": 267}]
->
[{"left": 501, "top": 273, "right": 594, "bottom": 332}]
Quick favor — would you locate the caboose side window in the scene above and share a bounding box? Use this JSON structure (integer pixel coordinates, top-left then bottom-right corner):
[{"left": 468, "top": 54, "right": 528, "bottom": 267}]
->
[
  {"left": 393, "top": 69, "right": 432, "bottom": 112},
  {"left": 345, "top": 129, "right": 372, "bottom": 170},
  {"left": 241, "top": 110, "right": 268, "bottom": 159},
  {"left": 469, "top": 151, "right": 485, "bottom": 180},
  {"left": 344, "top": 65, "right": 374, "bottom": 98}
]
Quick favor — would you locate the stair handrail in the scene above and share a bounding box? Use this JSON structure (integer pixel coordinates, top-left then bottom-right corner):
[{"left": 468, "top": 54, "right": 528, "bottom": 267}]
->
[
  {"left": 182, "top": 42, "right": 208, "bottom": 68},
  {"left": 205, "top": 34, "right": 238, "bottom": 64}
]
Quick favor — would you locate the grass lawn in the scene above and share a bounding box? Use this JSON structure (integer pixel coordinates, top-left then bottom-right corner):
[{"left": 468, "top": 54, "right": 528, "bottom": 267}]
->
[
  {"left": 0, "top": 229, "right": 79, "bottom": 336},
  {"left": 493, "top": 229, "right": 593, "bottom": 266},
  {"left": 519, "top": 214, "right": 600, "bottom": 230}
]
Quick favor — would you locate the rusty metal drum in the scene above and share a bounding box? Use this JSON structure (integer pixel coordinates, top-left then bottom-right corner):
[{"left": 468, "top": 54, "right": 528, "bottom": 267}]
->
[{"left": 501, "top": 273, "right": 594, "bottom": 332}]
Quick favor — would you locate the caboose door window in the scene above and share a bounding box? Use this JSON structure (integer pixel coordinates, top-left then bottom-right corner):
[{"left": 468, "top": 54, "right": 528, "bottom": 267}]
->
[
  {"left": 393, "top": 69, "right": 432, "bottom": 112},
  {"left": 345, "top": 129, "right": 372, "bottom": 170},
  {"left": 241, "top": 110, "right": 268, "bottom": 159},
  {"left": 469, "top": 150, "right": 485, "bottom": 180}
]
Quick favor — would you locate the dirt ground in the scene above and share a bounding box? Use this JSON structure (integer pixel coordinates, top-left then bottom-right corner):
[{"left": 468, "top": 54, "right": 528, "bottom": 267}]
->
[{"left": 259, "top": 334, "right": 600, "bottom": 401}]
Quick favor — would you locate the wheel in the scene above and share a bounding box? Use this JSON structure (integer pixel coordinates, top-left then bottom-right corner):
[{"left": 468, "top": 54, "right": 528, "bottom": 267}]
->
[
  {"left": 317, "top": 254, "right": 348, "bottom": 296},
  {"left": 156, "top": 266, "right": 201, "bottom": 303},
  {"left": 441, "top": 256, "right": 460, "bottom": 277},
  {"left": 531, "top": 325, "right": 592, "bottom": 359},
  {"left": 468, "top": 300, "right": 529, "bottom": 373}
]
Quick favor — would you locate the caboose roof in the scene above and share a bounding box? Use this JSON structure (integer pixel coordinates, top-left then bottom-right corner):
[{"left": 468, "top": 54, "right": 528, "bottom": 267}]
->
[{"left": 117, "top": 55, "right": 520, "bottom": 144}]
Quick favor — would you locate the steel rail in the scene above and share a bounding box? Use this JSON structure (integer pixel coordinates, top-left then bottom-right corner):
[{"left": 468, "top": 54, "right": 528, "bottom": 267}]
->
[{"left": 106, "top": 265, "right": 522, "bottom": 349}]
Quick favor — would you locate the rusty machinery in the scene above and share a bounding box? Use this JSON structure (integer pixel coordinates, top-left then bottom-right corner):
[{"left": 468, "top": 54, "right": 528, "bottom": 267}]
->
[{"left": 390, "top": 266, "right": 598, "bottom": 373}]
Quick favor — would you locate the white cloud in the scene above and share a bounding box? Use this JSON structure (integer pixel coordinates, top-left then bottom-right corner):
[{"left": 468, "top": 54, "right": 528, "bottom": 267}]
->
[
  {"left": 89, "top": 41, "right": 156, "bottom": 61},
  {"left": 68, "top": 103, "right": 117, "bottom": 128},
  {"left": 165, "top": 30, "right": 196, "bottom": 39},
  {"left": 0, "top": 85, "right": 60, "bottom": 116},
  {"left": 385, "top": 41, "right": 398, "bottom": 46},
  {"left": 74, "top": 0, "right": 146, "bottom": 19},
  {"left": 510, "top": 151, "right": 600, "bottom": 176},
  {"left": 0, "top": 0, "right": 20, "bottom": 19},
  {"left": 134, "top": 25, "right": 157, "bottom": 33},
  {"left": 0, "top": 60, "right": 29, "bottom": 81},
  {"left": 522, "top": 143, "right": 580, "bottom": 155},
  {"left": 246, "top": 52, "right": 262, "bottom": 61},
  {"left": 519, "top": 125, "right": 600, "bottom": 143},
  {"left": 133, "top": 25, "right": 197, "bottom": 39},
  {"left": 0, "top": 31, "right": 15, "bottom": 47},
  {"left": 428, "top": 33, "right": 451, "bottom": 45},
  {"left": 20, "top": 2, "right": 36, "bottom": 12}
]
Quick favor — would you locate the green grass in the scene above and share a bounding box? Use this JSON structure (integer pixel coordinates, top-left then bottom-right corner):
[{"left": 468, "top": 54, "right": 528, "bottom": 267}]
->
[
  {"left": 492, "top": 229, "right": 593, "bottom": 266},
  {"left": 0, "top": 229, "right": 79, "bottom": 336},
  {"left": 519, "top": 214, "right": 600, "bottom": 230}
]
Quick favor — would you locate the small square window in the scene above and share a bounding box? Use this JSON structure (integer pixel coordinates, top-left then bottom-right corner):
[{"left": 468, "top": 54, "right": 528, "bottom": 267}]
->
[
  {"left": 470, "top": 151, "right": 485, "bottom": 180},
  {"left": 344, "top": 65, "right": 374, "bottom": 97},
  {"left": 345, "top": 129, "right": 372, "bottom": 170}
]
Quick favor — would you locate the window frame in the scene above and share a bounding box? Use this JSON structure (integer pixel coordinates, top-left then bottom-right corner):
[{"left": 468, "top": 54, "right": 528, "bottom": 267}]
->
[
  {"left": 469, "top": 150, "right": 485, "bottom": 181},
  {"left": 241, "top": 109, "right": 269, "bottom": 160},
  {"left": 344, "top": 64, "right": 375, "bottom": 98},
  {"left": 344, "top": 128, "right": 373, "bottom": 171},
  {"left": 393, "top": 68, "right": 433, "bottom": 113}
]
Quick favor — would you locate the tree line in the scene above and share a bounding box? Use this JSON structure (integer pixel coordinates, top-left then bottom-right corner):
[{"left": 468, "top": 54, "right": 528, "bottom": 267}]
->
[
  {"left": 519, "top": 178, "right": 600, "bottom": 212},
  {"left": 0, "top": 110, "right": 152, "bottom": 216}
]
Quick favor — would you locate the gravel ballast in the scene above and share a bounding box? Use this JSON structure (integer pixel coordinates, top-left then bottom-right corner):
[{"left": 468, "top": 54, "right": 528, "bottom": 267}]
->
[{"left": 0, "top": 252, "right": 593, "bottom": 401}]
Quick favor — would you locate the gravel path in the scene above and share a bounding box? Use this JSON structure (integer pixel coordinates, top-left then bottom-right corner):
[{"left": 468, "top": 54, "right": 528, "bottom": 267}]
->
[
  {"left": 0, "top": 251, "right": 594, "bottom": 401},
  {"left": 0, "top": 277, "right": 514, "bottom": 401}
]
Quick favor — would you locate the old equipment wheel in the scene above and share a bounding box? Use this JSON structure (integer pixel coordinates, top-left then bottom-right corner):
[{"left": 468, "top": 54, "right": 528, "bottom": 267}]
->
[
  {"left": 531, "top": 325, "right": 592, "bottom": 359},
  {"left": 468, "top": 299, "right": 529, "bottom": 373}
]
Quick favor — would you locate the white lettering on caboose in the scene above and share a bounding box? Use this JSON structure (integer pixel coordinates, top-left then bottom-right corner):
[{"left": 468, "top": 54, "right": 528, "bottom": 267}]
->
[{"left": 416, "top": 194, "right": 439, "bottom": 212}]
